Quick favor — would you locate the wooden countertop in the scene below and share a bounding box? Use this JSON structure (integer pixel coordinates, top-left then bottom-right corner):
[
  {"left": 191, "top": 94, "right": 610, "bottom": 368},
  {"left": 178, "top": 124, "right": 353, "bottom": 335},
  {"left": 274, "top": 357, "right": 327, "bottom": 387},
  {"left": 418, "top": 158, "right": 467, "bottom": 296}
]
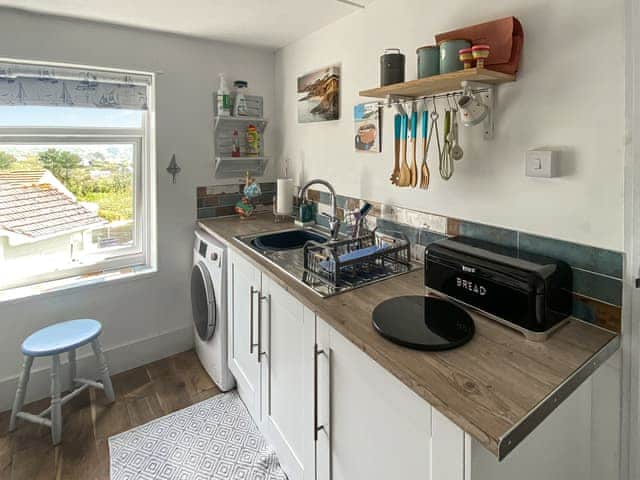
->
[{"left": 198, "top": 214, "right": 619, "bottom": 459}]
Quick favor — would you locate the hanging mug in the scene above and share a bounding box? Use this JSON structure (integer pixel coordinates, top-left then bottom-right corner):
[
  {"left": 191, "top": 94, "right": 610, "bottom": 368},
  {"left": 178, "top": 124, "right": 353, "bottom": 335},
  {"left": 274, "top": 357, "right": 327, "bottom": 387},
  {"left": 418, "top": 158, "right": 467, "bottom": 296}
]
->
[{"left": 457, "top": 93, "right": 488, "bottom": 126}]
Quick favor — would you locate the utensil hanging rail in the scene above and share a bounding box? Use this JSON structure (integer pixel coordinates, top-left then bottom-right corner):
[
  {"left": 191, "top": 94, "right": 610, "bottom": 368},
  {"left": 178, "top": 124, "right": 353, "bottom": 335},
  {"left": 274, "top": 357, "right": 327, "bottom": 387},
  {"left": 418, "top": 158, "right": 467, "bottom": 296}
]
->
[
  {"left": 379, "top": 88, "right": 488, "bottom": 110},
  {"left": 378, "top": 81, "right": 495, "bottom": 139}
]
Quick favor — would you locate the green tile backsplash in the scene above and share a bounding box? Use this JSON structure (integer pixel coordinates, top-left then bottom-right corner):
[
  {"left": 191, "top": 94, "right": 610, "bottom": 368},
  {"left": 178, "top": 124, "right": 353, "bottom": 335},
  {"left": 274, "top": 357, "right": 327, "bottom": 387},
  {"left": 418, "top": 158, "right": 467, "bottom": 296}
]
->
[
  {"left": 197, "top": 182, "right": 276, "bottom": 220},
  {"left": 448, "top": 219, "right": 518, "bottom": 249},
  {"left": 571, "top": 269, "right": 623, "bottom": 307},
  {"left": 518, "top": 233, "right": 623, "bottom": 279}
]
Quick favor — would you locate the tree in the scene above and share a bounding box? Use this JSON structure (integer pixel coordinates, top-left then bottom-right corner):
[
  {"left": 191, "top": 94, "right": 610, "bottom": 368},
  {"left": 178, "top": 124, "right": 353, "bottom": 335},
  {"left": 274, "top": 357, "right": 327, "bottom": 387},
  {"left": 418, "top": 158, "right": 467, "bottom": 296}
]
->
[
  {"left": 38, "top": 149, "right": 82, "bottom": 183},
  {"left": 0, "top": 151, "right": 16, "bottom": 169}
]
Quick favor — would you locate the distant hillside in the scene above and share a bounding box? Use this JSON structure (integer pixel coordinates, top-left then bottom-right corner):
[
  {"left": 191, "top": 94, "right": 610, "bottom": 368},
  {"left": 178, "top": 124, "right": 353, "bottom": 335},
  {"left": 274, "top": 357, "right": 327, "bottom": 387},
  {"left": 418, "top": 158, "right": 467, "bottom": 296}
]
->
[{"left": 1, "top": 144, "right": 132, "bottom": 167}]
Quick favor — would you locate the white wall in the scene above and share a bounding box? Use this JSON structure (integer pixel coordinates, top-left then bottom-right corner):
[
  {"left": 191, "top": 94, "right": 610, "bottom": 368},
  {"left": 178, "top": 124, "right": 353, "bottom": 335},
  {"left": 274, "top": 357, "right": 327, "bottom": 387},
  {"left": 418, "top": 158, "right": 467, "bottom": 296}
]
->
[
  {"left": 0, "top": 8, "right": 275, "bottom": 410},
  {"left": 275, "top": 0, "right": 625, "bottom": 251},
  {"left": 275, "top": 1, "right": 624, "bottom": 478}
]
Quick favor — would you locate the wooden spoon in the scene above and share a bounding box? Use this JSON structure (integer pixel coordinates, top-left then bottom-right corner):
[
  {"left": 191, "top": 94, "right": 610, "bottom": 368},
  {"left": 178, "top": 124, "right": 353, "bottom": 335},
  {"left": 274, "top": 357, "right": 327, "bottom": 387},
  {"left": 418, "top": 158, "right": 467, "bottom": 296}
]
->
[
  {"left": 390, "top": 114, "right": 401, "bottom": 185},
  {"left": 409, "top": 110, "right": 418, "bottom": 188},
  {"left": 398, "top": 114, "right": 411, "bottom": 186}
]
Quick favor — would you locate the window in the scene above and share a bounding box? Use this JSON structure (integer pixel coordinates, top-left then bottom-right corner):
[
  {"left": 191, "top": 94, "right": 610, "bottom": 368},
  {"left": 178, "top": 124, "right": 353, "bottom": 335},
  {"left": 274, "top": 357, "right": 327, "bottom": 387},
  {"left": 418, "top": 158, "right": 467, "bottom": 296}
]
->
[{"left": 0, "top": 60, "right": 155, "bottom": 292}]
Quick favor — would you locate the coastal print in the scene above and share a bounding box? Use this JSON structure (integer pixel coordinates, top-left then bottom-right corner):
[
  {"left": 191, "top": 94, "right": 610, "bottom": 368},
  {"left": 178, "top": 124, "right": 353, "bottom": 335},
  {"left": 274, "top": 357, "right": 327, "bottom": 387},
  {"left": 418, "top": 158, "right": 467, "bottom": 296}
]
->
[
  {"left": 297, "top": 64, "right": 340, "bottom": 123},
  {"left": 354, "top": 103, "right": 381, "bottom": 153}
]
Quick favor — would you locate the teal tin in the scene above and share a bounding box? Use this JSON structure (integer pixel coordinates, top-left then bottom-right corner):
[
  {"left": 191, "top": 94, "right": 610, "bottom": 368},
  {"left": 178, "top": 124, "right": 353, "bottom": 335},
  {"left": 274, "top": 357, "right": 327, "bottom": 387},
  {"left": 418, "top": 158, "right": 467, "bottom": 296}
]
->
[
  {"left": 439, "top": 39, "right": 471, "bottom": 74},
  {"left": 417, "top": 45, "right": 440, "bottom": 78}
]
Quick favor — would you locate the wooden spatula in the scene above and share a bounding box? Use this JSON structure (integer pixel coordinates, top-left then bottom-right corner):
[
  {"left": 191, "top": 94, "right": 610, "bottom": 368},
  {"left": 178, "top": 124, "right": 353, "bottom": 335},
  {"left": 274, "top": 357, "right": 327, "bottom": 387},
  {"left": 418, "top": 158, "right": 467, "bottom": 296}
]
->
[
  {"left": 409, "top": 110, "right": 418, "bottom": 188},
  {"left": 398, "top": 114, "right": 410, "bottom": 187},
  {"left": 390, "top": 114, "right": 401, "bottom": 185}
]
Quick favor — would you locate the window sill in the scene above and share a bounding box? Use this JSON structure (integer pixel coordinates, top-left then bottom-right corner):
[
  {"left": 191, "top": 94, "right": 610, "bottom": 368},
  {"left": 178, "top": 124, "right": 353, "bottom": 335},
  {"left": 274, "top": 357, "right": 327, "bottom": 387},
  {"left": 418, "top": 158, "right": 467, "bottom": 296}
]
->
[{"left": 0, "top": 265, "right": 157, "bottom": 306}]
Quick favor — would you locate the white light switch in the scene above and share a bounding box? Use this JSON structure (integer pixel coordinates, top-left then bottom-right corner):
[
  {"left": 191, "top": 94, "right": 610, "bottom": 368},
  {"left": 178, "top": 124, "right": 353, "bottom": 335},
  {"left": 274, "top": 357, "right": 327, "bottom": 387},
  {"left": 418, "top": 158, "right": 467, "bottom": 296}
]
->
[{"left": 525, "top": 149, "right": 559, "bottom": 178}]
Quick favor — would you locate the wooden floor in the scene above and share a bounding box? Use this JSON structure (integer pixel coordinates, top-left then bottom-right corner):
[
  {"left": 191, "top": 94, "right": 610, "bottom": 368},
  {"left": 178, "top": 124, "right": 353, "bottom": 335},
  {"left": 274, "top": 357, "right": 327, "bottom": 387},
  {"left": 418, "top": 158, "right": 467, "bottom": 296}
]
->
[{"left": 0, "top": 350, "right": 221, "bottom": 480}]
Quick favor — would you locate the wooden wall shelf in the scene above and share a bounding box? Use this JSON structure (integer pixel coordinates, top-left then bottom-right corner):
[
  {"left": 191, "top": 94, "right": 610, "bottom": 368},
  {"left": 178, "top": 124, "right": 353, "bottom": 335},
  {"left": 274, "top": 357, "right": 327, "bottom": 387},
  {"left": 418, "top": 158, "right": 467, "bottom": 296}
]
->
[{"left": 359, "top": 68, "right": 515, "bottom": 99}]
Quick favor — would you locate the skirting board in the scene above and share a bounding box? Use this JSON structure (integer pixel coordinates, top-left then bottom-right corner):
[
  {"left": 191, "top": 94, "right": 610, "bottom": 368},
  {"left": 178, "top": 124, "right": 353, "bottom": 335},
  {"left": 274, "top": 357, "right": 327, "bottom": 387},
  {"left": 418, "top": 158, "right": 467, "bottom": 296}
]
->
[{"left": 0, "top": 325, "right": 195, "bottom": 412}]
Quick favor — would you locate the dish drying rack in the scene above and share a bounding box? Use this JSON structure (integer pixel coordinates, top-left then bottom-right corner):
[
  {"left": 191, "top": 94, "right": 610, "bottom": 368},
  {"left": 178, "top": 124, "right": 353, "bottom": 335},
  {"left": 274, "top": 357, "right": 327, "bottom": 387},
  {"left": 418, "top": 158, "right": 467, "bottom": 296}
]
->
[{"left": 303, "top": 228, "right": 411, "bottom": 288}]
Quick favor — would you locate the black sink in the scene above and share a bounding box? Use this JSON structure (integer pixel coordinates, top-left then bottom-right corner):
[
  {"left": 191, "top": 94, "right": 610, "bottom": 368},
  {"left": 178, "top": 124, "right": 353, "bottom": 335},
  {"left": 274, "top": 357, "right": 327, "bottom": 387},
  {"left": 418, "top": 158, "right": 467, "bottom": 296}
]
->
[{"left": 251, "top": 229, "right": 328, "bottom": 251}]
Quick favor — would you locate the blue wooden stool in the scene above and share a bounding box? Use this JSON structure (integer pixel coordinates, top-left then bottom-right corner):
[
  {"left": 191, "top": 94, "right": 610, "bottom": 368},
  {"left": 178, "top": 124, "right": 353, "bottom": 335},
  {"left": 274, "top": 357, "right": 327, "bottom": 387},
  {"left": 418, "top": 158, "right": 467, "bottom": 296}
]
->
[{"left": 9, "top": 319, "right": 115, "bottom": 444}]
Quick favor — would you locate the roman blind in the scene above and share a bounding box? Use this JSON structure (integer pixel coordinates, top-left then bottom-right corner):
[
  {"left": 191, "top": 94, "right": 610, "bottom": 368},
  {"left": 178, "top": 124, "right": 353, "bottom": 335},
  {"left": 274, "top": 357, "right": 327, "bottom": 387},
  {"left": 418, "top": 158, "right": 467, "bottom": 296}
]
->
[{"left": 0, "top": 61, "right": 151, "bottom": 110}]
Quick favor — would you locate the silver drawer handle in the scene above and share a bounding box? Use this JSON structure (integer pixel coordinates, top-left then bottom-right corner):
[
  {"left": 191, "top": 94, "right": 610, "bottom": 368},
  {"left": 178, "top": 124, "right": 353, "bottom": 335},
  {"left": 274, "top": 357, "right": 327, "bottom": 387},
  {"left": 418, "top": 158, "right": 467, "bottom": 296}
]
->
[
  {"left": 314, "top": 344, "right": 328, "bottom": 441},
  {"left": 250, "top": 287, "right": 259, "bottom": 353},
  {"left": 257, "top": 293, "right": 269, "bottom": 363}
]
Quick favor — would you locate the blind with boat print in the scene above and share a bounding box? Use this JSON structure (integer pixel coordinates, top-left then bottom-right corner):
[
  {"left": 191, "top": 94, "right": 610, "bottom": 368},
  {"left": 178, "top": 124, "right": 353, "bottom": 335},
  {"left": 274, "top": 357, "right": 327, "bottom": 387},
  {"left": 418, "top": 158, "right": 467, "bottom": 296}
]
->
[{"left": 0, "top": 61, "right": 151, "bottom": 110}]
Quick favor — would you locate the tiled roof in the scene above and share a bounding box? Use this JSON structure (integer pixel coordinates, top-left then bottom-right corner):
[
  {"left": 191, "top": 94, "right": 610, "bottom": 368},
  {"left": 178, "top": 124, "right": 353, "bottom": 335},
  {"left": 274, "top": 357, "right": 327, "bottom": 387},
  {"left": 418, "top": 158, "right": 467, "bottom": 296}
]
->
[
  {"left": 0, "top": 170, "right": 48, "bottom": 185},
  {"left": 0, "top": 171, "right": 105, "bottom": 239}
]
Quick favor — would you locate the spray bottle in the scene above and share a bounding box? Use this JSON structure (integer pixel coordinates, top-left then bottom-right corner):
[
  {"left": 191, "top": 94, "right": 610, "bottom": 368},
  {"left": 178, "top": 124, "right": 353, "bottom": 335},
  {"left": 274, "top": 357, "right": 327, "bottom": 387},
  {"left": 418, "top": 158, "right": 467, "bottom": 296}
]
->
[{"left": 217, "top": 73, "right": 231, "bottom": 116}]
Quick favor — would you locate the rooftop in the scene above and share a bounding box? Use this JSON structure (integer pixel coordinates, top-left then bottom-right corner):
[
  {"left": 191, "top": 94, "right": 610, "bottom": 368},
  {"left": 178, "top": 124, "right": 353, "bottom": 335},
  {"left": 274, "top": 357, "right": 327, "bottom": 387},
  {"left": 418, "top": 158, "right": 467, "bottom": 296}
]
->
[{"left": 0, "top": 170, "right": 105, "bottom": 241}]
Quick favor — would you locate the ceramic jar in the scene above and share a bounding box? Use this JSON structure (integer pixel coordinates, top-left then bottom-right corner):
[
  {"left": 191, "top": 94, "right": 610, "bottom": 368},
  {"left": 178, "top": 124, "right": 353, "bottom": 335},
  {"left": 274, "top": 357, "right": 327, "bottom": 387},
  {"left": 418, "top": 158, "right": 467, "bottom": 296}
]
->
[
  {"left": 417, "top": 45, "right": 440, "bottom": 78},
  {"left": 439, "top": 39, "right": 471, "bottom": 74},
  {"left": 380, "top": 48, "right": 405, "bottom": 86}
]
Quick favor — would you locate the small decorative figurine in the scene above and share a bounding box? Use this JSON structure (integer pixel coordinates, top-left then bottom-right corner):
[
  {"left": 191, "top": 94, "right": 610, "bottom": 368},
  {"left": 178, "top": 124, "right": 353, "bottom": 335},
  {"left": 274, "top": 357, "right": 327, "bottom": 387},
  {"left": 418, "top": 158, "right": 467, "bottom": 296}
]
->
[
  {"left": 231, "top": 129, "right": 241, "bottom": 158},
  {"left": 471, "top": 45, "right": 491, "bottom": 69},
  {"left": 458, "top": 47, "right": 474, "bottom": 69},
  {"left": 166, "top": 154, "right": 181, "bottom": 183},
  {"left": 235, "top": 171, "right": 262, "bottom": 219}
]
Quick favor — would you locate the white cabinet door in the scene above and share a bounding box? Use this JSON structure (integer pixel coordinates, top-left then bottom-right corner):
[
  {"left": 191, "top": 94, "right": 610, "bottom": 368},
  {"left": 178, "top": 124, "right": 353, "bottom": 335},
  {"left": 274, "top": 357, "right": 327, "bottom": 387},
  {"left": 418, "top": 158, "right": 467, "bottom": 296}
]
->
[
  {"left": 315, "top": 317, "right": 465, "bottom": 480},
  {"left": 315, "top": 317, "right": 433, "bottom": 480},
  {"left": 260, "top": 277, "right": 315, "bottom": 480},
  {"left": 228, "top": 251, "right": 262, "bottom": 422},
  {"left": 466, "top": 378, "right": 593, "bottom": 480},
  {"left": 432, "top": 409, "right": 465, "bottom": 480}
]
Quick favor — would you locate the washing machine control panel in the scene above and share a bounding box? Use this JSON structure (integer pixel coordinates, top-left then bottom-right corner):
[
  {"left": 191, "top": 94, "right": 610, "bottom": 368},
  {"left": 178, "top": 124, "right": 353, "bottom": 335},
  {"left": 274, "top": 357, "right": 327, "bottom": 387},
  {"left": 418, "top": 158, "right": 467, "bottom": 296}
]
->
[{"left": 198, "top": 240, "right": 208, "bottom": 258}]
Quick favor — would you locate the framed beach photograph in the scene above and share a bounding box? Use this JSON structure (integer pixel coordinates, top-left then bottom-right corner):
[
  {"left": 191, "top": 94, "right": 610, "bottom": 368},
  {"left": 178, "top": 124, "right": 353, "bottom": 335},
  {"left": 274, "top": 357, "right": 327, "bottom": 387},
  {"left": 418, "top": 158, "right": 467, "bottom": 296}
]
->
[
  {"left": 297, "top": 64, "right": 340, "bottom": 123},
  {"left": 354, "top": 103, "right": 381, "bottom": 153}
]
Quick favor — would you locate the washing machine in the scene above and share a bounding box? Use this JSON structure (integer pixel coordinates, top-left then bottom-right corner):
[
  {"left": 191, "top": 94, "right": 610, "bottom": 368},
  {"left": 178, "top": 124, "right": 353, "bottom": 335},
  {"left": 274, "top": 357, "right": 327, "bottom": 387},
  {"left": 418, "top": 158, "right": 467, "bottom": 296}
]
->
[{"left": 191, "top": 229, "right": 235, "bottom": 391}]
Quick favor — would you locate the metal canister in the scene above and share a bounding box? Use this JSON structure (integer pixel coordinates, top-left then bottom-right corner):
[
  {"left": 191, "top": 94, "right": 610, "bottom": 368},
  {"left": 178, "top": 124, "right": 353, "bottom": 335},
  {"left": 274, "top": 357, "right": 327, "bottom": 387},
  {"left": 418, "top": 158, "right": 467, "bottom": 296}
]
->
[
  {"left": 380, "top": 48, "right": 405, "bottom": 87},
  {"left": 438, "top": 39, "right": 471, "bottom": 74},
  {"left": 417, "top": 45, "right": 440, "bottom": 78}
]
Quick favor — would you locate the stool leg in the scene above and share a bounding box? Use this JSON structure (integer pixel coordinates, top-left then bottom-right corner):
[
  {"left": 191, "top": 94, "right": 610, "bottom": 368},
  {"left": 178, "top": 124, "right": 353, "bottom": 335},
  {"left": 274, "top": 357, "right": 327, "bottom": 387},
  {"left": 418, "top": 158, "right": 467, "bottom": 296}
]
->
[
  {"left": 91, "top": 339, "right": 115, "bottom": 403},
  {"left": 50, "top": 355, "right": 62, "bottom": 445},
  {"left": 68, "top": 349, "right": 77, "bottom": 389},
  {"left": 9, "top": 355, "right": 34, "bottom": 432}
]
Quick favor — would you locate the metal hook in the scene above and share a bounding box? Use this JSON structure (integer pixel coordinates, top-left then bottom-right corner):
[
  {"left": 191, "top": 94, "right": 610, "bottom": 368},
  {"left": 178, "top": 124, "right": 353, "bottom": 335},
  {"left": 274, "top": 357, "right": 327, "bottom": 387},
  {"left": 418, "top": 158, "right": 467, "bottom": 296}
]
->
[
  {"left": 451, "top": 93, "right": 459, "bottom": 112},
  {"left": 431, "top": 95, "right": 437, "bottom": 113}
]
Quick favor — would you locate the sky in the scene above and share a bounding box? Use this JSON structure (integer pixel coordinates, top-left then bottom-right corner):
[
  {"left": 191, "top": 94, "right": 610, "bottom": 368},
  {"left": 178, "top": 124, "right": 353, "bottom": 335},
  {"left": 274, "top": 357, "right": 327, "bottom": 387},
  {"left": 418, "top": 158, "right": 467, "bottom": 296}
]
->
[{"left": 0, "top": 105, "right": 143, "bottom": 128}]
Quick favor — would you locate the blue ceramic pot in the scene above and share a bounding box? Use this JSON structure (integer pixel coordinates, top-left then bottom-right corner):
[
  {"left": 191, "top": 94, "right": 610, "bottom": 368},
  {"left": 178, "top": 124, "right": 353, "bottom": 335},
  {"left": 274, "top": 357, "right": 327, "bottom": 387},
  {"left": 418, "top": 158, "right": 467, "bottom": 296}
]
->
[
  {"left": 417, "top": 45, "right": 440, "bottom": 78},
  {"left": 439, "top": 39, "right": 471, "bottom": 74}
]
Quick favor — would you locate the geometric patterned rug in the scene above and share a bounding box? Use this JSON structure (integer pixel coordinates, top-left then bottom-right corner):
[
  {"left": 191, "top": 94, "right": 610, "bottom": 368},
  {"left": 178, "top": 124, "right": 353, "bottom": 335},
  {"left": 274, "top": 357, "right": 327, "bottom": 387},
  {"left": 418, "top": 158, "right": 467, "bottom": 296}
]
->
[{"left": 108, "top": 391, "right": 287, "bottom": 480}]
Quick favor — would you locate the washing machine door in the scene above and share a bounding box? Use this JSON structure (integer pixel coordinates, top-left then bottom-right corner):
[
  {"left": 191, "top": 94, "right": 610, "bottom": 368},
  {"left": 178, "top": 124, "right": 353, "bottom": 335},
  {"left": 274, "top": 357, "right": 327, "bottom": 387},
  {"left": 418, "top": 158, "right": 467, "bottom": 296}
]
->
[{"left": 191, "top": 261, "right": 217, "bottom": 341}]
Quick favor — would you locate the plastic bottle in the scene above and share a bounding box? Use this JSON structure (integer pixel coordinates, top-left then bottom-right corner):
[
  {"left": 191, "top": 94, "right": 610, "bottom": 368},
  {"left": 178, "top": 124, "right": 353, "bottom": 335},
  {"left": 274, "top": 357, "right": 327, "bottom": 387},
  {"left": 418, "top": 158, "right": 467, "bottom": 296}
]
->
[
  {"left": 217, "top": 73, "right": 231, "bottom": 116},
  {"left": 233, "top": 80, "right": 249, "bottom": 116},
  {"left": 246, "top": 124, "right": 259, "bottom": 156},
  {"left": 231, "top": 129, "right": 241, "bottom": 157}
]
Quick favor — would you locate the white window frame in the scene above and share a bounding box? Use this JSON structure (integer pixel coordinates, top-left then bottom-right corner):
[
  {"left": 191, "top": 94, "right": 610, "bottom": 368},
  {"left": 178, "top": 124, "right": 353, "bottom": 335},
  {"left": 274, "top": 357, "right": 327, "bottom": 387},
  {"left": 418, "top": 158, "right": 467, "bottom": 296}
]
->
[
  {"left": 624, "top": 1, "right": 640, "bottom": 478},
  {"left": 0, "top": 76, "right": 156, "bottom": 293}
]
